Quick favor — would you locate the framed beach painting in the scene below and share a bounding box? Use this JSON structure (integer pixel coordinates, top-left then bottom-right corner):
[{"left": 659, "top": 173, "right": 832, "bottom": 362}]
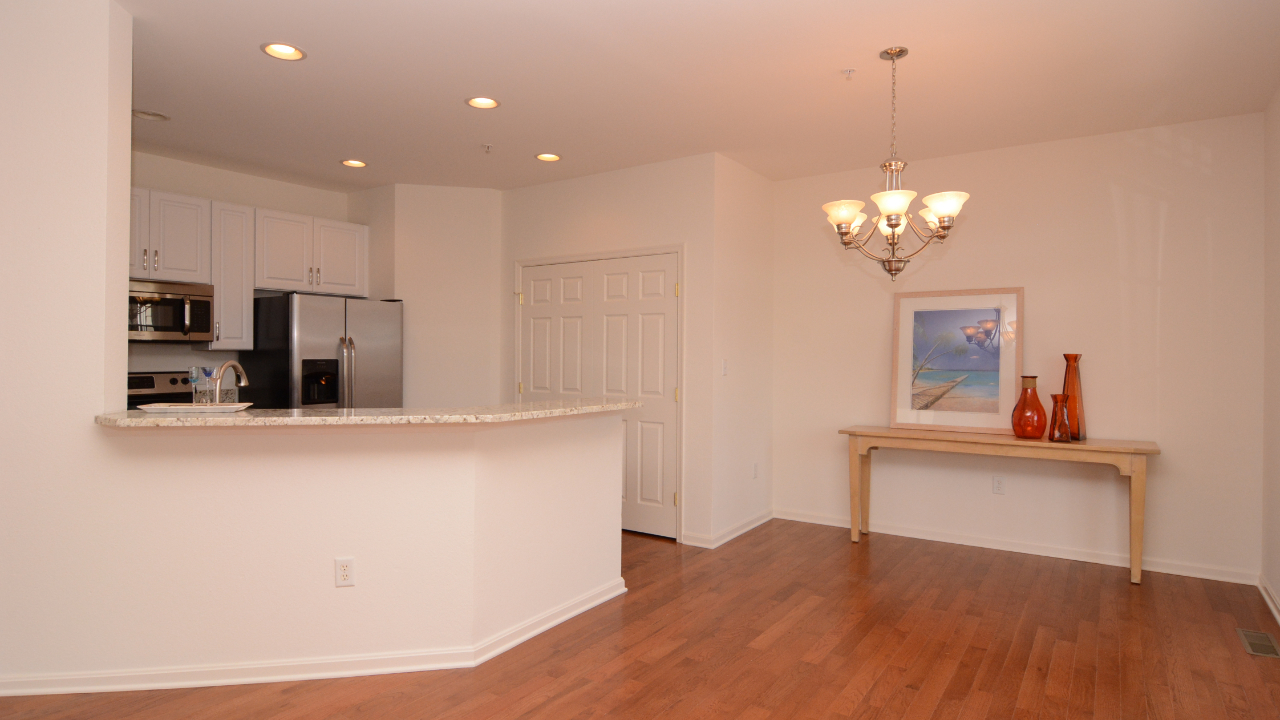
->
[{"left": 890, "top": 288, "right": 1024, "bottom": 434}]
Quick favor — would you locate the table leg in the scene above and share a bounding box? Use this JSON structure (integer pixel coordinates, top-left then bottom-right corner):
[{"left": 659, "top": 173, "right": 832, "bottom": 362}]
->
[
  {"left": 1127, "top": 456, "right": 1147, "bottom": 584},
  {"left": 859, "top": 452, "right": 871, "bottom": 536},
  {"left": 848, "top": 438, "right": 861, "bottom": 543}
]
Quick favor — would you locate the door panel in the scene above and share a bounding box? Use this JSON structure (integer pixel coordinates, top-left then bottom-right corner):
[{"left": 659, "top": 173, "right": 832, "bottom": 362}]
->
[
  {"left": 290, "top": 294, "right": 347, "bottom": 408},
  {"left": 149, "top": 191, "right": 211, "bottom": 283},
  {"left": 603, "top": 315, "right": 628, "bottom": 395},
  {"left": 210, "top": 202, "right": 255, "bottom": 350},
  {"left": 520, "top": 253, "right": 679, "bottom": 537},
  {"left": 314, "top": 218, "right": 368, "bottom": 297},
  {"left": 256, "top": 209, "right": 313, "bottom": 292},
  {"left": 346, "top": 299, "right": 403, "bottom": 408},
  {"left": 130, "top": 188, "right": 150, "bottom": 279}
]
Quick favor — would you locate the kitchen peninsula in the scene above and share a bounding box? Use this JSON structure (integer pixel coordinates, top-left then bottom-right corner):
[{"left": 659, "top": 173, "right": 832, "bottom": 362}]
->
[
  {"left": 63, "top": 398, "right": 640, "bottom": 693},
  {"left": 96, "top": 398, "right": 639, "bottom": 427}
]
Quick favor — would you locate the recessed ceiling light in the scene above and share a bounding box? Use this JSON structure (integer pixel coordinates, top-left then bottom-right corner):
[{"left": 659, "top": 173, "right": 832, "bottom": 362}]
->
[
  {"left": 261, "top": 43, "right": 306, "bottom": 61},
  {"left": 132, "top": 110, "right": 169, "bottom": 121},
  {"left": 536, "top": 154, "right": 560, "bottom": 162},
  {"left": 467, "top": 97, "right": 500, "bottom": 109},
  {"left": 342, "top": 159, "right": 366, "bottom": 167}
]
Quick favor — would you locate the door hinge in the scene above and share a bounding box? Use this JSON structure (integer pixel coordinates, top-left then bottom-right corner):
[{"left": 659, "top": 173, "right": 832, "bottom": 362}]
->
[
  {"left": 674, "top": 492, "right": 678, "bottom": 507},
  {"left": 675, "top": 282, "right": 679, "bottom": 297},
  {"left": 518, "top": 292, "right": 524, "bottom": 305},
  {"left": 518, "top": 382, "right": 523, "bottom": 394},
  {"left": 674, "top": 387, "right": 679, "bottom": 402}
]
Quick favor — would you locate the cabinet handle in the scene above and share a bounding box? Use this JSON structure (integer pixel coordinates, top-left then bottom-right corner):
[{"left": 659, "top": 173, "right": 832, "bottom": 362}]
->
[
  {"left": 215, "top": 321, "right": 220, "bottom": 342},
  {"left": 309, "top": 267, "right": 313, "bottom": 285},
  {"left": 141, "top": 248, "right": 147, "bottom": 269},
  {"left": 152, "top": 249, "right": 159, "bottom": 271},
  {"left": 316, "top": 266, "right": 320, "bottom": 285}
]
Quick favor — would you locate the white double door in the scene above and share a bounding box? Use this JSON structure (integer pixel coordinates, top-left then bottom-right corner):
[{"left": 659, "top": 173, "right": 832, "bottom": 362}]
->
[{"left": 520, "top": 253, "right": 679, "bottom": 538}]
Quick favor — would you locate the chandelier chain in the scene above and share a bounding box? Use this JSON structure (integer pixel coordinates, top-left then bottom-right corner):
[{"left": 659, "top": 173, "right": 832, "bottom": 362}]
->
[{"left": 890, "top": 56, "right": 897, "bottom": 158}]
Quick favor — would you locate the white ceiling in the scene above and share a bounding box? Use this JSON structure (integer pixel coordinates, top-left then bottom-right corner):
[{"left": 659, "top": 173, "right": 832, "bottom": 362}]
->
[{"left": 122, "top": 0, "right": 1280, "bottom": 192}]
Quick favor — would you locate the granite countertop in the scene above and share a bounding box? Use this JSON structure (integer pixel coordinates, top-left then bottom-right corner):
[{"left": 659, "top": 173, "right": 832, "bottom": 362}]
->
[{"left": 96, "top": 398, "right": 641, "bottom": 428}]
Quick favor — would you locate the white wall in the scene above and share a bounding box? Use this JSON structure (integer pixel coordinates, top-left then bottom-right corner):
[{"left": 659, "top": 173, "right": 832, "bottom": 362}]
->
[
  {"left": 392, "top": 184, "right": 504, "bottom": 408},
  {"left": 1264, "top": 90, "right": 1280, "bottom": 609},
  {"left": 132, "top": 151, "right": 348, "bottom": 221},
  {"left": 710, "top": 156, "right": 775, "bottom": 539},
  {"left": 772, "top": 114, "right": 1266, "bottom": 583},
  {"left": 501, "top": 155, "right": 719, "bottom": 539}
]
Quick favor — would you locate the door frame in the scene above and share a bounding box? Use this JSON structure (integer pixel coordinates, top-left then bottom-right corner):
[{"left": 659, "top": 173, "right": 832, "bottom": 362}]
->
[{"left": 514, "top": 245, "right": 685, "bottom": 545}]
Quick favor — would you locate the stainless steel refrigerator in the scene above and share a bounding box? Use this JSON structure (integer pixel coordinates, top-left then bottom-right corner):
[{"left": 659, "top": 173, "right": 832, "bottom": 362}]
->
[{"left": 240, "top": 294, "right": 403, "bottom": 409}]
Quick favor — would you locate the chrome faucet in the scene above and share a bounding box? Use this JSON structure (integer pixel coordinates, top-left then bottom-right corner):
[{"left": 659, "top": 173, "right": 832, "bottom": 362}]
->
[{"left": 214, "top": 360, "right": 249, "bottom": 403}]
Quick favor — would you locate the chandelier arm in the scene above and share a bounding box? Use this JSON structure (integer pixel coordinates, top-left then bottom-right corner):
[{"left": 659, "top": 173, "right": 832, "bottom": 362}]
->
[
  {"left": 896, "top": 234, "right": 939, "bottom": 261},
  {"left": 903, "top": 215, "right": 939, "bottom": 243},
  {"left": 846, "top": 236, "right": 891, "bottom": 262},
  {"left": 842, "top": 216, "right": 893, "bottom": 261}
]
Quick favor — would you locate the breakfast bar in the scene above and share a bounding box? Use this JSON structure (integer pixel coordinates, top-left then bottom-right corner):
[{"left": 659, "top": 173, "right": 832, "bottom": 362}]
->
[
  {"left": 96, "top": 398, "right": 640, "bottom": 428},
  {"left": 65, "top": 399, "right": 641, "bottom": 692}
]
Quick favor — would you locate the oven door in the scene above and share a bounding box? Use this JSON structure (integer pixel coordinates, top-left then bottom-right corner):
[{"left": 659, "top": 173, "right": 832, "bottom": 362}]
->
[{"left": 129, "top": 282, "right": 214, "bottom": 342}]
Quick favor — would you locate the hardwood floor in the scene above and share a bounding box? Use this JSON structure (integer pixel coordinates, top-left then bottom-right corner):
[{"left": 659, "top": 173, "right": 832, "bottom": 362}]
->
[{"left": 5, "top": 520, "right": 1280, "bottom": 719}]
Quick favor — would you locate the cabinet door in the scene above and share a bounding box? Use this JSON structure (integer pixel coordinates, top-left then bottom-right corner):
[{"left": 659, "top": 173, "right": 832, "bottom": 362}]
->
[
  {"left": 210, "top": 202, "right": 255, "bottom": 350},
  {"left": 255, "top": 209, "right": 313, "bottom": 292},
  {"left": 149, "top": 191, "right": 211, "bottom": 283},
  {"left": 129, "top": 188, "right": 150, "bottom": 278},
  {"left": 313, "top": 218, "right": 368, "bottom": 297}
]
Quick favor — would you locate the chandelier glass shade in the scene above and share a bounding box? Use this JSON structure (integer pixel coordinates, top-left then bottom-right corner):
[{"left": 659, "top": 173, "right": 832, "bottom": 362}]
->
[{"left": 822, "top": 47, "right": 970, "bottom": 280}]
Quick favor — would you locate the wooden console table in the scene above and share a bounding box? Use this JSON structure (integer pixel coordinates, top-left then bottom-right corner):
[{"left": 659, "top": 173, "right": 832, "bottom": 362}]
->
[{"left": 839, "top": 426, "right": 1160, "bottom": 583}]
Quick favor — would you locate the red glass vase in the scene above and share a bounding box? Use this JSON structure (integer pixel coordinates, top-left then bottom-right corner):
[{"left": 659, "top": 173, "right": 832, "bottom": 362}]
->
[
  {"left": 1048, "top": 393, "right": 1072, "bottom": 442},
  {"left": 1012, "top": 376, "right": 1047, "bottom": 439},
  {"left": 1062, "top": 354, "right": 1086, "bottom": 441}
]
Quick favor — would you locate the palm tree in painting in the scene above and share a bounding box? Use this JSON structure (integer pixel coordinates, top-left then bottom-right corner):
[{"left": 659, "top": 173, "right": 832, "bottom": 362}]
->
[{"left": 911, "top": 322, "right": 967, "bottom": 385}]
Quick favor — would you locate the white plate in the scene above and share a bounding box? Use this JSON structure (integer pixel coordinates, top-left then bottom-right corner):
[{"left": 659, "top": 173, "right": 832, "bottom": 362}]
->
[{"left": 138, "top": 403, "right": 253, "bottom": 413}]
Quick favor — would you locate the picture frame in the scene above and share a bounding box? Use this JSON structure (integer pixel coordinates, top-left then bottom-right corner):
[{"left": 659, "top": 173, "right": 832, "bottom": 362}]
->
[{"left": 890, "top": 287, "right": 1024, "bottom": 434}]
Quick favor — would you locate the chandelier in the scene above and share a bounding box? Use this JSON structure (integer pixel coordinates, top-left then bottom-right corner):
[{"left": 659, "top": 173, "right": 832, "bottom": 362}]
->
[{"left": 822, "top": 47, "right": 969, "bottom": 281}]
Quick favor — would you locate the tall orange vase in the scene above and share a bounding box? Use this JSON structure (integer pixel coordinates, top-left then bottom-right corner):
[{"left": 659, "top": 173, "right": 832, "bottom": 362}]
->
[
  {"left": 1062, "top": 354, "right": 1086, "bottom": 441},
  {"left": 1011, "top": 376, "right": 1047, "bottom": 439}
]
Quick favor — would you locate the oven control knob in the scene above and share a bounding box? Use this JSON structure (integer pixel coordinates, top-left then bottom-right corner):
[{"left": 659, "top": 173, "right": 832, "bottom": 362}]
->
[
  {"left": 181, "top": 377, "right": 190, "bottom": 385},
  {"left": 169, "top": 377, "right": 178, "bottom": 385}
]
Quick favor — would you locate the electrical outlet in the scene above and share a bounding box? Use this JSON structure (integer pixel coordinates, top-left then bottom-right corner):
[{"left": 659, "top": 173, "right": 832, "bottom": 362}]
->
[
  {"left": 722, "top": 359, "right": 729, "bottom": 376},
  {"left": 753, "top": 462, "right": 759, "bottom": 479},
  {"left": 335, "top": 557, "right": 355, "bottom": 587},
  {"left": 992, "top": 477, "right": 1006, "bottom": 495}
]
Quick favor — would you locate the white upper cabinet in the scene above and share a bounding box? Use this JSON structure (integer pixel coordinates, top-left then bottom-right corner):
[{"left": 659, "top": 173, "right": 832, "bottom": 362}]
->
[
  {"left": 148, "top": 191, "right": 211, "bottom": 283},
  {"left": 256, "top": 209, "right": 314, "bottom": 293},
  {"left": 210, "top": 202, "right": 255, "bottom": 350},
  {"left": 129, "top": 188, "right": 150, "bottom": 279},
  {"left": 313, "top": 218, "right": 368, "bottom": 297},
  {"left": 256, "top": 210, "right": 368, "bottom": 297}
]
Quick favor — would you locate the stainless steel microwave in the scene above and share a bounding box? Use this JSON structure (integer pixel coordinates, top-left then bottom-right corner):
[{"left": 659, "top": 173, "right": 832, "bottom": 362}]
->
[{"left": 128, "top": 280, "right": 214, "bottom": 342}]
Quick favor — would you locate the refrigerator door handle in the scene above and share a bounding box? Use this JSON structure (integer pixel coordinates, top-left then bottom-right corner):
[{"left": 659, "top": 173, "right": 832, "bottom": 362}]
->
[
  {"left": 338, "top": 336, "right": 349, "bottom": 409},
  {"left": 348, "top": 337, "right": 357, "bottom": 409}
]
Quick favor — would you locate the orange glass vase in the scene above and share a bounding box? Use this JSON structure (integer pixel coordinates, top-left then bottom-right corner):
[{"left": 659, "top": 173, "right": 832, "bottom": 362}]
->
[
  {"left": 1048, "top": 394, "right": 1072, "bottom": 442},
  {"left": 1011, "top": 376, "right": 1047, "bottom": 439},
  {"left": 1062, "top": 354, "right": 1086, "bottom": 441}
]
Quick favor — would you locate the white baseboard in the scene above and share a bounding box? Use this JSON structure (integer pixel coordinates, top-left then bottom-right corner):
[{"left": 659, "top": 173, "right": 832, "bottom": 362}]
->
[
  {"left": 472, "top": 577, "right": 627, "bottom": 663},
  {"left": 682, "top": 510, "right": 774, "bottom": 550},
  {"left": 771, "top": 509, "right": 1260, "bottom": 585},
  {"left": 772, "top": 508, "right": 850, "bottom": 529},
  {"left": 1261, "top": 575, "right": 1280, "bottom": 628},
  {"left": 0, "top": 578, "right": 627, "bottom": 697}
]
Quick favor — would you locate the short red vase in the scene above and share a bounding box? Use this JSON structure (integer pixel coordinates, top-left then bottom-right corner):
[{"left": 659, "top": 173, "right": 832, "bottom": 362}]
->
[{"left": 1012, "top": 376, "right": 1047, "bottom": 440}]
